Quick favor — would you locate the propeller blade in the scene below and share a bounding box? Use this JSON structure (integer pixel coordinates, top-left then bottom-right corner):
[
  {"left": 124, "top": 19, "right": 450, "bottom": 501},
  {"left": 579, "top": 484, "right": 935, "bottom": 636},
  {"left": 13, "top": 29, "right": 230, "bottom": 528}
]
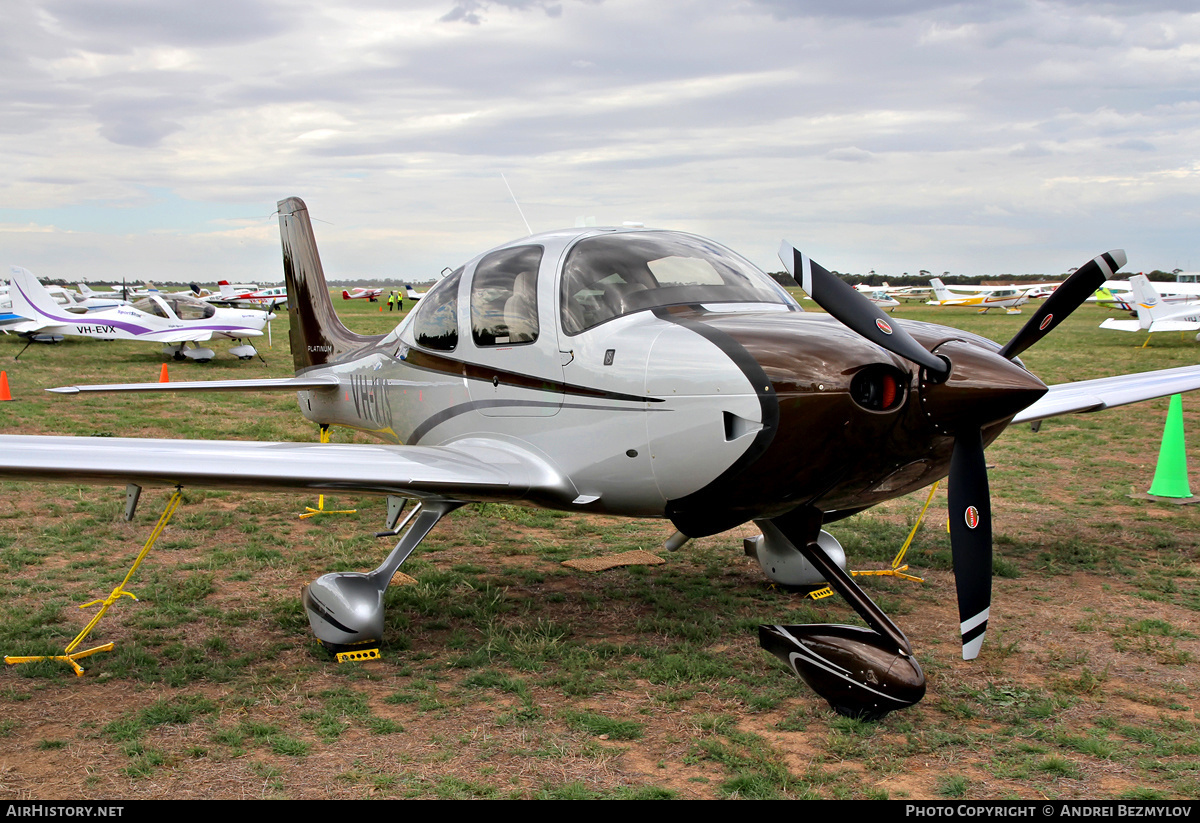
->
[
  {"left": 997, "top": 250, "right": 1126, "bottom": 360},
  {"left": 779, "top": 242, "right": 949, "bottom": 380},
  {"left": 947, "top": 427, "right": 992, "bottom": 660}
]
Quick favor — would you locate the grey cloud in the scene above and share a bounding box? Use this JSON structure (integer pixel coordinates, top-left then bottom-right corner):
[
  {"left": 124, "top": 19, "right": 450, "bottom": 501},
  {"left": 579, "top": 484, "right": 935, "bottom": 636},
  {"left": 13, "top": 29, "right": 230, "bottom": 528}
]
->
[
  {"left": 1009, "top": 143, "right": 1054, "bottom": 158},
  {"left": 1116, "top": 139, "right": 1156, "bottom": 152},
  {"left": 440, "top": 0, "right": 571, "bottom": 25},
  {"left": 41, "top": 0, "right": 293, "bottom": 50},
  {"left": 99, "top": 116, "right": 182, "bottom": 148},
  {"left": 827, "top": 147, "right": 876, "bottom": 162}
]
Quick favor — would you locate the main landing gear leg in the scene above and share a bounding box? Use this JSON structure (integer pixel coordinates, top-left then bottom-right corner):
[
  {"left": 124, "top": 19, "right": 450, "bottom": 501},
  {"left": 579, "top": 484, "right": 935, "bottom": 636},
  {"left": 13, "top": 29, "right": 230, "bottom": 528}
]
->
[
  {"left": 301, "top": 499, "right": 463, "bottom": 654},
  {"left": 758, "top": 506, "right": 926, "bottom": 719}
]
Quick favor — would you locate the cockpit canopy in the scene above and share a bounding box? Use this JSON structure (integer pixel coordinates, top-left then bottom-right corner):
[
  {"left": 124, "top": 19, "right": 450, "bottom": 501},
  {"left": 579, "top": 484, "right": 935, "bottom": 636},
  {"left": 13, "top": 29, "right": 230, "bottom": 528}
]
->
[
  {"left": 560, "top": 231, "right": 792, "bottom": 335},
  {"left": 132, "top": 294, "right": 217, "bottom": 320},
  {"left": 404, "top": 229, "right": 795, "bottom": 352}
]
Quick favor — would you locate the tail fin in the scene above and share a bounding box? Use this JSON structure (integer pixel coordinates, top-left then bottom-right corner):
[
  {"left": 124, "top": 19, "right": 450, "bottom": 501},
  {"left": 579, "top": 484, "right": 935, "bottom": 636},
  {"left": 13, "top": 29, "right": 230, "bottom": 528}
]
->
[
  {"left": 1095, "top": 287, "right": 1132, "bottom": 312},
  {"left": 77, "top": 283, "right": 94, "bottom": 296},
  {"left": 8, "top": 266, "right": 63, "bottom": 325},
  {"left": 277, "top": 197, "right": 381, "bottom": 372},
  {"left": 930, "top": 278, "right": 953, "bottom": 302},
  {"left": 1129, "top": 274, "right": 1162, "bottom": 330},
  {"left": 341, "top": 290, "right": 352, "bottom": 300}
]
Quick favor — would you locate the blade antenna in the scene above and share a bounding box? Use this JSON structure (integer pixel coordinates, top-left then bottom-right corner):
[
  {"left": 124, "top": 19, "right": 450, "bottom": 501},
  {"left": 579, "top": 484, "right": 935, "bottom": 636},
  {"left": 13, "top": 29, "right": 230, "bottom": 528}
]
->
[{"left": 501, "top": 173, "right": 533, "bottom": 236}]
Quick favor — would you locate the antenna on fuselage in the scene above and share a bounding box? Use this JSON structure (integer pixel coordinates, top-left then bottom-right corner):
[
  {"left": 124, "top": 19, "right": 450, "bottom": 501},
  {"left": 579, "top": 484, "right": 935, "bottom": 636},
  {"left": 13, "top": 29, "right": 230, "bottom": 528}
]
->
[{"left": 501, "top": 173, "right": 533, "bottom": 236}]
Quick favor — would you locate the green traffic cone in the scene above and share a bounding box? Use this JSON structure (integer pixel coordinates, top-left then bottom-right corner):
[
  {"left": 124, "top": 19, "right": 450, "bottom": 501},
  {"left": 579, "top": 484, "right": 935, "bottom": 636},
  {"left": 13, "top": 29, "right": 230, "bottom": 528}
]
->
[{"left": 1147, "top": 394, "right": 1193, "bottom": 499}]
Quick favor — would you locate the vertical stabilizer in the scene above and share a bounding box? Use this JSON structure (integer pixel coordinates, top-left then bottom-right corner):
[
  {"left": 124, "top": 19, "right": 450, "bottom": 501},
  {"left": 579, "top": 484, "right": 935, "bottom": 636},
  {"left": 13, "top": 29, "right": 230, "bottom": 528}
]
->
[
  {"left": 1129, "top": 274, "right": 1162, "bottom": 330},
  {"left": 929, "top": 278, "right": 953, "bottom": 302},
  {"left": 7, "top": 266, "right": 61, "bottom": 328},
  {"left": 277, "top": 197, "right": 379, "bottom": 373}
]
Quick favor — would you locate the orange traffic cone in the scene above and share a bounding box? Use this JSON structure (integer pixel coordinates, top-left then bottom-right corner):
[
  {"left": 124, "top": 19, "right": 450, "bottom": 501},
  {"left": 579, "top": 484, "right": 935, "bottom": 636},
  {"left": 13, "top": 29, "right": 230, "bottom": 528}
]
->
[
  {"left": 0, "top": 371, "right": 12, "bottom": 401},
  {"left": 158, "top": 363, "right": 169, "bottom": 383}
]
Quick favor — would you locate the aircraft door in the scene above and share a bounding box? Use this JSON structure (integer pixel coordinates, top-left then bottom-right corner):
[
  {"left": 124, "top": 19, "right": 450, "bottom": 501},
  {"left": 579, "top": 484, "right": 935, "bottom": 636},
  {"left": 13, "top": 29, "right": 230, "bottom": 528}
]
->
[{"left": 465, "top": 244, "right": 565, "bottom": 417}]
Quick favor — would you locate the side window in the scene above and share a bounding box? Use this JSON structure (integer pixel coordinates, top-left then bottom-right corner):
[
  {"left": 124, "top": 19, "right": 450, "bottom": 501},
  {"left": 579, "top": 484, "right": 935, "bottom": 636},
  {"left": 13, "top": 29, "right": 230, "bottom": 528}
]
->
[
  {"left": 132, "top": 297, "right": 170, "bottom": 318},
  {"left": 411, "top": 268, "right": 462, "bottom": 351},
  {"left": 471, "top": 245, "right": 543, "bottom": 347}
]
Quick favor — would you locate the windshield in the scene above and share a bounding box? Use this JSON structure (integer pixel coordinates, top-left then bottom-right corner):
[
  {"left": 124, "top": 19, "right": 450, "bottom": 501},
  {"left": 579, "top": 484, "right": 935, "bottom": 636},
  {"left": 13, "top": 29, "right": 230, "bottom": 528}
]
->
[{"left": 560, "top": 231, "right": 790, "bottom": 335}]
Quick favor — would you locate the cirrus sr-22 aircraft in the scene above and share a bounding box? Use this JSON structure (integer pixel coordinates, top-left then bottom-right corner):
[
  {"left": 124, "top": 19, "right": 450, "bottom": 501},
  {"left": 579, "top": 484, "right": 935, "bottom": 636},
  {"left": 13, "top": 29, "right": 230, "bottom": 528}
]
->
[{"left": 3, "top": 197, "right": 1200, "bottom": 719}]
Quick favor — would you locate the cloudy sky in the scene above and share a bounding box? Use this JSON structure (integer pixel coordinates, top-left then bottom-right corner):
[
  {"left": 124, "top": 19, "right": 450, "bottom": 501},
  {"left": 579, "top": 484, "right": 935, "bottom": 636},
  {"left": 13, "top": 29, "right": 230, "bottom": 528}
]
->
[{"left": 2, "top": 0, "right": 1198, "bottom": 285}]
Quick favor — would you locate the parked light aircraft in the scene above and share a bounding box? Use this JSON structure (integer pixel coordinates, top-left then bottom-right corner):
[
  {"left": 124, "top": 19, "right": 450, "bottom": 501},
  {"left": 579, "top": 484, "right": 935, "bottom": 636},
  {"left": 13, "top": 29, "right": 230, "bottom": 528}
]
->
[
  {"left": 6, "top": 266, "right": 273, "bottom": 361},
  {"left": 854, "top": 282, "right": 929, "bottom": 301},
  {"left": 404, "top": 284, "right": 425, "bottom": 301},
  {"left": 1023, "top": 283, "right": 1062, "bottom": 299},
  {"left": 853, "top": 287, "right": 900, "bottom": 311},
  {"left": 342, "top": 287, "right": 382, "bottom": 302},
  {"left": 1093, "top": 286, "right": 1135, "bottom": 312},
  {"left": 207, "top": 281, "right": 288, "bottom": 311},
  {"left": 927, "top": 278, "right": 1029, "bottom": 313},
  {"left": 3, "top": 197, "right": 1200, "bottom": 720},
  {"left": 1100, "top": 275, "right": 1200, "bottom": 339}
]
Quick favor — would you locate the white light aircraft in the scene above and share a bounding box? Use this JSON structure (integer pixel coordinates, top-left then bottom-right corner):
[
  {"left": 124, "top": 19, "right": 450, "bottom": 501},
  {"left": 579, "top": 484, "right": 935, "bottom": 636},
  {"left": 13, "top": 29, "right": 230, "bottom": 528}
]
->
[
  {"left": 6, "top": 266, "right": 273, "bottom": 361},
  {"left": 1100, "top": 275, "right": 1200, "bottom": 339},
  {"left": 852, "top": 286, "right": 900, "bottom": 311},
  {"left": 207, "top": 281, "right": 288, "bottom": 311},
  {"left": 404, "top": 284, "right": 425, "bottom": 301},
  {"left": 1023, "top": 283, "right": 1062, "bottom": 299},
  {"left": 927, "top": 278, "right": 1029, "bottom": 313},
  {"left": 3, "top": 197, "right": 1200, "bottom": 720},
  {"left": 342, "top": 287, "right": 383, "bottom": 302}
]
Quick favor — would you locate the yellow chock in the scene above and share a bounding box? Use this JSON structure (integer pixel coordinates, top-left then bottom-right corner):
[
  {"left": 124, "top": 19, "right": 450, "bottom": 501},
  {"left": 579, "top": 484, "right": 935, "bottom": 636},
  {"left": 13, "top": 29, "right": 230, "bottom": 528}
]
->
[
  {"left": 336, "top": 648, "right": 381, "bottom": 663},
  {"left": 5, "top": 488, "right": 183, "bottom": 676}
]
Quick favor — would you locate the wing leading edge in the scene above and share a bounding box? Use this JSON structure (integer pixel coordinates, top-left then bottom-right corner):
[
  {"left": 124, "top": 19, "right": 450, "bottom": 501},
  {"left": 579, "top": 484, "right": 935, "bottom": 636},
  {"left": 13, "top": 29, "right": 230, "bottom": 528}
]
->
[
  {"left": 0, "top": 435, "right": 572, "bottom": 505},
  {"left": 1012, "top": 365, "right": 1200, "bottom": 424}
]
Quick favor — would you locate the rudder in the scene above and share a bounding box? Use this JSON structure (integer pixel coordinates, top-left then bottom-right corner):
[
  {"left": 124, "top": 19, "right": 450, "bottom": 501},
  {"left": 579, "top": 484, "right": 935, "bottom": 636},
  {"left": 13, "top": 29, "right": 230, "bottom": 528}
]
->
[{"left": 277, "top": 197, "right": 380, "bottom": 373}]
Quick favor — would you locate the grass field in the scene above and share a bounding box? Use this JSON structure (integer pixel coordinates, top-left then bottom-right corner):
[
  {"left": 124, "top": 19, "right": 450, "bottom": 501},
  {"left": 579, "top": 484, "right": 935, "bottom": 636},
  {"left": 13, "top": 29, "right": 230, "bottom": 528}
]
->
[{"left": 0, "top": 295, "right": 1198, "bottom": 800}]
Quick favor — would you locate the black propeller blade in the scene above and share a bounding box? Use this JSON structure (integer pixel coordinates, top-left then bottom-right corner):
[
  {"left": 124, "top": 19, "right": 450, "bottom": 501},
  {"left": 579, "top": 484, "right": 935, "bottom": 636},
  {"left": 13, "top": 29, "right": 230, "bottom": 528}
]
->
[
  {"left": 997, "top": 250, "right": 1126, "bottom": 360},
  {"left": 778, "top": 242, "right": 950, "bottom": 381},
  {"left": 947, "top": 427, "right": 992, "bottom": 659}
]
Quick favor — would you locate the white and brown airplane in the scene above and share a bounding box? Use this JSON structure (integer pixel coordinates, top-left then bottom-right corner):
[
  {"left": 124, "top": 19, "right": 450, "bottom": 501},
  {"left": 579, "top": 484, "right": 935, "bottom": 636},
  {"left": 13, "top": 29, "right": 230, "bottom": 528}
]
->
[{"left": 3, "top": 197, "right": 1199, "bottom": 719}]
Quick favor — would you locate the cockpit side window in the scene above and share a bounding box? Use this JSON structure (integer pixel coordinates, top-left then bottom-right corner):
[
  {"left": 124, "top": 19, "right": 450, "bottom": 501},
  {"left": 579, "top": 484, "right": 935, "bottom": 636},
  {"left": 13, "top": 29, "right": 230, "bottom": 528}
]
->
[
  {"left": 170, "top": 298, "right": 216, "bottom": 320},
  {"left": 132, "top": 297, "right": 170, "bottom": 318},
  {"left": 560, "top": 232, "right": 791, "bottom": 335},
  {"left": 411, "top": 267, "right": 462, "bottom": 351},
  {"left": 471, "top": 245, "right": 543, "bottom": 347}
]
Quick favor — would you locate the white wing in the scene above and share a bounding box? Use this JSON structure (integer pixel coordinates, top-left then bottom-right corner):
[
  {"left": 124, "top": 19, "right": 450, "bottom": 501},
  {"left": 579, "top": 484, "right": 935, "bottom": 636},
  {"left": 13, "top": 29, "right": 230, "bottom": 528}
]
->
[
  {"left": 1013, "top": 365, "right": 1200, "bottom": 424},
  {"left": 0, "top": 435, "right": 568, "bottom": 504}
]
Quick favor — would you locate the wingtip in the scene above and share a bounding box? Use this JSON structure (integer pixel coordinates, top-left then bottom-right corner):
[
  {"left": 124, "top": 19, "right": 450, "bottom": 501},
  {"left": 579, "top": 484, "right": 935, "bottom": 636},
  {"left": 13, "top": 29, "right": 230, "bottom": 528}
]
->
[{"left": 46, "top": 386, "right": 79, "bottom": 395}]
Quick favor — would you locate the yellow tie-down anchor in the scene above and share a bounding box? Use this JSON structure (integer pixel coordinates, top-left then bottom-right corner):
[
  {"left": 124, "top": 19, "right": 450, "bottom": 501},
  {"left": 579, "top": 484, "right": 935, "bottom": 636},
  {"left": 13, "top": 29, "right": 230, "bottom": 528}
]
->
[
  {"left": 807, "top": 482, "right": 936, "bottom": 601},
  {"left": 5, "top": 487, "right": 183, "bottom": 676},
  {"left": 299, "top": 425, "right": 358, "bottom": 519}
]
